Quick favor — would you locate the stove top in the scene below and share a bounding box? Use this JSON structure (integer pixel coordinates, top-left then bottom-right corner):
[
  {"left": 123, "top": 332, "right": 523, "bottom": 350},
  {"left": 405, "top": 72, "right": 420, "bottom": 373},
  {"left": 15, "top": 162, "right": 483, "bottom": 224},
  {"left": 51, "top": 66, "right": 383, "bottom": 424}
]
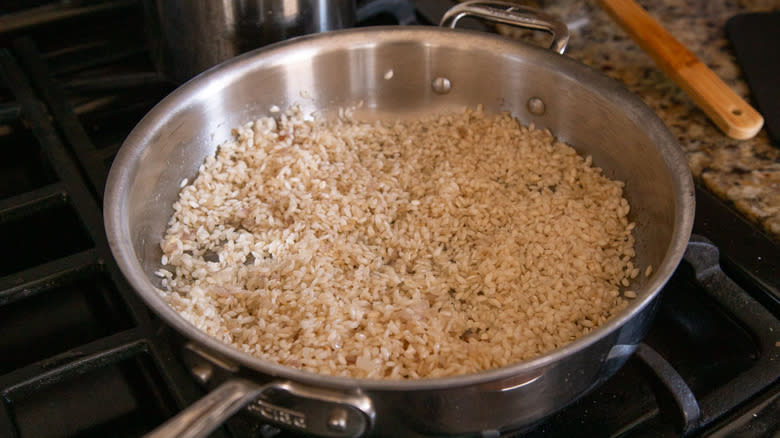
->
[{"left": 0, "top": 1, "right": 778, "bottom": 437}]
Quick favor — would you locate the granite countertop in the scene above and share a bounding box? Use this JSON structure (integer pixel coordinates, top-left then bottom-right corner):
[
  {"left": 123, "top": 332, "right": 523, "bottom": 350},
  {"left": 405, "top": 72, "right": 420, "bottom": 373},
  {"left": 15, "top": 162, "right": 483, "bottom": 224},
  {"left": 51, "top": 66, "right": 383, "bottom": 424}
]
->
[{"left": 505, "top": 0, "right": 779, "bottom": 241}]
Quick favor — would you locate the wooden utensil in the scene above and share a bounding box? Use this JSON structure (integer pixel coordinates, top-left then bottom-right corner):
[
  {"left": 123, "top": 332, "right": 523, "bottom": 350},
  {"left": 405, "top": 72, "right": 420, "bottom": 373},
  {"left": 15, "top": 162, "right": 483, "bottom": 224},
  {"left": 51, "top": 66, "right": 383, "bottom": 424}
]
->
[{"left": 597, "top": 0, "right": 764, "bottom": 140}]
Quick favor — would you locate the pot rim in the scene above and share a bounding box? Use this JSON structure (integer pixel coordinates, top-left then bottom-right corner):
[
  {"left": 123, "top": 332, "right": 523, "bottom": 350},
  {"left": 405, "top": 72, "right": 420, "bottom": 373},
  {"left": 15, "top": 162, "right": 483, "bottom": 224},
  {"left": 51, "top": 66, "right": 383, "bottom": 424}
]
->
[{"left": 104, "top": 26, "right": 695, "bottom": 391}]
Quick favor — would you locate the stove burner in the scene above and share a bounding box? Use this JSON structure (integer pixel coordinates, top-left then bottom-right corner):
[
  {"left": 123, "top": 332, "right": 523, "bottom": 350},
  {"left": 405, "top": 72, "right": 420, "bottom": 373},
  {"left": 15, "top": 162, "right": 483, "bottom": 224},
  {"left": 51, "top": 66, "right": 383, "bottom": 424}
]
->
[{"left": 0, "top": 1, "right": 778, "bottom": 437}]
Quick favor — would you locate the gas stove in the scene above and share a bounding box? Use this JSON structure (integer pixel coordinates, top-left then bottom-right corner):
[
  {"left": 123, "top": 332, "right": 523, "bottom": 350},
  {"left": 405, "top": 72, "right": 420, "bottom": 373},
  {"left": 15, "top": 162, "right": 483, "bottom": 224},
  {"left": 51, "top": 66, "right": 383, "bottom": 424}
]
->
[{"left": 0, "top": 1, "right": 777, "bottom": 437}]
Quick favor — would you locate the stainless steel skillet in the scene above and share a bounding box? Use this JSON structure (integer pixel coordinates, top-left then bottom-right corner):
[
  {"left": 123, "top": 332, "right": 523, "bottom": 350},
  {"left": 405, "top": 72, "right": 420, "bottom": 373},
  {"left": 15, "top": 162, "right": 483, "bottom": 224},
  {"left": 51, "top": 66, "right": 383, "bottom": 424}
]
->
[{"left": 104, "top": 2, "right": 694, "bottom": 436}]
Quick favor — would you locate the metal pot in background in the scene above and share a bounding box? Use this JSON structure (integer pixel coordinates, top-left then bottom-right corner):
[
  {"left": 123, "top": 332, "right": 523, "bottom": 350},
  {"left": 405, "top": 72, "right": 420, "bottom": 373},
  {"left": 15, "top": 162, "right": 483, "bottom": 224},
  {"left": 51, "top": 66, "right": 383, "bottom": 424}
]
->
[{"left": 144, "top": 0, "right": 415, "bottom": 84}]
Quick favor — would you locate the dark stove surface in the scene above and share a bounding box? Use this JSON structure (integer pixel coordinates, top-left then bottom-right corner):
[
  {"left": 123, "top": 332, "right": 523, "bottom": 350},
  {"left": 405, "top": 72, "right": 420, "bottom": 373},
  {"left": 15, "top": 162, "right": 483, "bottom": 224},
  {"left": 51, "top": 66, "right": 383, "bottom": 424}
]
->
[{"left": 0, "top": 2, "right": 778, "bottom": 437}]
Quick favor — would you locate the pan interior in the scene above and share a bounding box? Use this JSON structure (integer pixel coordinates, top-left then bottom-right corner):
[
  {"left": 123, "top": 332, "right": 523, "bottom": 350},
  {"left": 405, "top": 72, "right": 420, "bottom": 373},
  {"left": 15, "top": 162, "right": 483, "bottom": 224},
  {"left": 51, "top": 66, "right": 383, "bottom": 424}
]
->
[{"left": 109, "top": 28, "right": 691, "bottom": 381}]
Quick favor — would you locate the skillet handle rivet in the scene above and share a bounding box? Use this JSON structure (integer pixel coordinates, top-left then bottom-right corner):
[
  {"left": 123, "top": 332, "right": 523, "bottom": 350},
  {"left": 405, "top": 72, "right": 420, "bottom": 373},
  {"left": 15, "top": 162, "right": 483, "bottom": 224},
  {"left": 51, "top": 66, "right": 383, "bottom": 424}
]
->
[
  {"left": 527, "top": 97, "right": 546, "bottom": 115},
  {"left": 191, "top": 362, "right": 213, "bottom": 384},
  {"left": 432, "top": 77, "right": 452, "bottom": 94},
  {"left": 327, "top": 407, "right": 349, "bottom": 431}
]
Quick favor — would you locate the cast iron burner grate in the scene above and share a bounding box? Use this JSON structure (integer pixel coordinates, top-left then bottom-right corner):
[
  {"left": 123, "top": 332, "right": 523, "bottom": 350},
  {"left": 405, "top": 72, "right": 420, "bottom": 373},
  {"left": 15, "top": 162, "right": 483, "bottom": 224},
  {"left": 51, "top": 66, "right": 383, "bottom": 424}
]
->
[
  {"left": 0, "top": 47, "right": 229, "bottom": 438},
  {"left": 0, "top": 1, "right": 778, "bottom": 437}
]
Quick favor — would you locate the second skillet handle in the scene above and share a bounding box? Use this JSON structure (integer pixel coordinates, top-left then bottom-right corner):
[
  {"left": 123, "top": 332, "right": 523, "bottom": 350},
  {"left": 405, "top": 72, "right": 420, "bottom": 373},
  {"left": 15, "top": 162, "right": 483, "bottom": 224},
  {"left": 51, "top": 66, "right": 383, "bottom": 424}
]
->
[{"left": 440, "top": 0, "right": 570, "bottom": 54}]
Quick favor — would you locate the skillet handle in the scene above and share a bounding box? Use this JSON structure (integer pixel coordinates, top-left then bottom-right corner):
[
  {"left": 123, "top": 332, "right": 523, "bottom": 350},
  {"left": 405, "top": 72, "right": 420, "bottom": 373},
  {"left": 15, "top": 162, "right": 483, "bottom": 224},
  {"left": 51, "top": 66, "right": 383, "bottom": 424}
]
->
[
  {"left": 440, "top": 0, "right": 570, "bottom": 54},
  {"left": 145, "top": 378, "right": 374, "bottom": 438},
  {"left": 145, "top": 379, "right": 264, "bottom": 438}
]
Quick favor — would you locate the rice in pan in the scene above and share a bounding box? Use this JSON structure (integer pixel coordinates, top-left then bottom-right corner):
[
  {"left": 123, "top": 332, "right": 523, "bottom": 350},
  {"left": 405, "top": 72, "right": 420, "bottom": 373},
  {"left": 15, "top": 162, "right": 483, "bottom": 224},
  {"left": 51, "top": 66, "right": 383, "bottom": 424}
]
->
[{"left": 156, "top": 106, "right": 640, "bottom": 379}]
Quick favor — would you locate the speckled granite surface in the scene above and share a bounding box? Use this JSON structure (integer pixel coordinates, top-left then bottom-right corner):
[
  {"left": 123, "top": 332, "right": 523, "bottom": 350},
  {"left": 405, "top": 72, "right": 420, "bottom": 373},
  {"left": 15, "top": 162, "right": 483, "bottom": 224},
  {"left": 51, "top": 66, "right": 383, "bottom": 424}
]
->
[{"left": 506, "top": 0, "right": 780, "bottom": 240}]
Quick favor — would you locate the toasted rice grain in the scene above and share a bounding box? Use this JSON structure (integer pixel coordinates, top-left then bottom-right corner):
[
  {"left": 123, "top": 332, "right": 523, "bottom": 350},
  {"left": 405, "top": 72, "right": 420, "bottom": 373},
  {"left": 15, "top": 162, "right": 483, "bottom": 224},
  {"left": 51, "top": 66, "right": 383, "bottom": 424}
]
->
[{"left": 159, "top": 106, "right": 638, "bottom": 379}]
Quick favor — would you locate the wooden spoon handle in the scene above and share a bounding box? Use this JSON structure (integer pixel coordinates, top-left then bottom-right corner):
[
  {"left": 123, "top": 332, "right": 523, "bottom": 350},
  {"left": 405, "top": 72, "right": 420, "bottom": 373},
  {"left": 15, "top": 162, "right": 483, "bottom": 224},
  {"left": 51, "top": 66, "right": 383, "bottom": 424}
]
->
[{"left": 596, "top": 0, "right": 764, "bottom": 140}]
